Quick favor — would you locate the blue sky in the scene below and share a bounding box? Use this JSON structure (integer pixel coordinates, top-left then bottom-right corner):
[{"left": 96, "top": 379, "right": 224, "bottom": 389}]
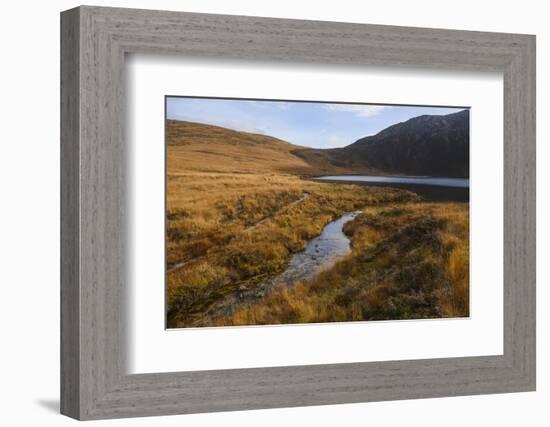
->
[{"left": 166, "top": 97, "right": 466, "bottom": 149}]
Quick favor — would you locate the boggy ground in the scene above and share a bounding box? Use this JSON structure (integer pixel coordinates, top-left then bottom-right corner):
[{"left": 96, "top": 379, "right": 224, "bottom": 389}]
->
[
  {"left": 167, "top": 172, "right": 468, "bottom": 328},
  {"left": 214, "top": 202, "right": 469, "bottom": 326},
  {"left": 166, "top": 120, "right": 469, "bottom": 328},
  {"left": 167, "top": 172, "right": 422, "bottom": 327}
]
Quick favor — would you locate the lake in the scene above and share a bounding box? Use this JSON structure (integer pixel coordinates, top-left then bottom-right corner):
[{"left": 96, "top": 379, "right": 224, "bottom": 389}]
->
[
  {"left": 314, "top": 175, "right": 469, "bottom": 202},
  {"left": 316, "top": 175, "right": 469, "bottom": 188}
]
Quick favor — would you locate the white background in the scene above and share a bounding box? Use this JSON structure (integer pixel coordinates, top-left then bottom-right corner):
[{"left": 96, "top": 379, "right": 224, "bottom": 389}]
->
[
  {"left": 128, "top": 57, "right": 503, "bottom": 373},
  {"left": 0, "top": 0, "right": 547, "bottom": 426}
]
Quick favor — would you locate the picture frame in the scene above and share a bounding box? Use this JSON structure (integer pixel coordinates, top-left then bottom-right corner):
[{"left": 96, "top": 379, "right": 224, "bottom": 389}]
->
[{"left": 60, "top": 5, "right": 536, "bottom": 420}]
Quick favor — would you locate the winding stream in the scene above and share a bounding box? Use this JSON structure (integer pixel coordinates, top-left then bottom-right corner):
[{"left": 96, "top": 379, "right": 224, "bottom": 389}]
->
[
  {"left": 215, "top": 211, "right": 363, "bottom": 317},
  {"left": 267, "top": 211, "right": 362, "bottom": 291}
]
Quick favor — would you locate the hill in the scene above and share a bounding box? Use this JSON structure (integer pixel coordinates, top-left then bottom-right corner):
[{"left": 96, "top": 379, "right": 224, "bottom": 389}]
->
[
  {"left": 167, "top": 120, "right": 314, "bottom": 175},
  {"left": 293, "top": 109, "right": 470, "bottom": 178},
  {"left": 165, "top": 118, "right": 469, "bottom": 328},
  {"left": 167, "top": 110, "right": 469, "bottom": 178}
]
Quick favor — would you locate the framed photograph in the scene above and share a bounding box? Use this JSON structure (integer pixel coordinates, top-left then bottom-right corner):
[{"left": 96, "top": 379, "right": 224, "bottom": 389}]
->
[{"left": 61, "top": 6, "right": 536, "bottom": 420}]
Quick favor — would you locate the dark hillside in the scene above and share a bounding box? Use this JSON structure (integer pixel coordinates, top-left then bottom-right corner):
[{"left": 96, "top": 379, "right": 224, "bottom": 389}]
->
[{"left": 293, "top": 109, "right": 470, "bottom": 177}]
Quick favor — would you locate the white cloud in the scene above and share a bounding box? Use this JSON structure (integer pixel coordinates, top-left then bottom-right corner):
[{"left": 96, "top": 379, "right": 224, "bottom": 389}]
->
[{"left": 324, "top": 104, "right": 387, "bottom": 117}]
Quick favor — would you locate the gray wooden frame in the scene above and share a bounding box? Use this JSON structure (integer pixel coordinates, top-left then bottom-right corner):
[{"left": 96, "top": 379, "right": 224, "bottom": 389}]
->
[{"left": 60, "top": 5, "right": 536, "bottom": 420}]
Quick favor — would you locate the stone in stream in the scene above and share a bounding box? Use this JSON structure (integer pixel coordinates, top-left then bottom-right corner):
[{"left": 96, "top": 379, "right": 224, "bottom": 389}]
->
[{"left": 237, "top": 285, "right": 247, "bottom": 300}]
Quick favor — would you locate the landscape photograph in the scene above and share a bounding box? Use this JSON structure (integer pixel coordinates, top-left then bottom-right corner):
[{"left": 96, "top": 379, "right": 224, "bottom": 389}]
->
[{"left": 165, "top": 96, "right": 470, "bottom": 329}]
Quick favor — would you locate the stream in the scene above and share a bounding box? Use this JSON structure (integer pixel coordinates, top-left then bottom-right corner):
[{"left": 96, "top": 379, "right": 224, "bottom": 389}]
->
[
  {"left": 233, "top": 210, "right": 363, "bottom": 306},
  {"left": 210, "top": 211, "right": 363, "bottom": 318},
  {"left": 270, "top": 211, "right": 362, "bottom": 289}
]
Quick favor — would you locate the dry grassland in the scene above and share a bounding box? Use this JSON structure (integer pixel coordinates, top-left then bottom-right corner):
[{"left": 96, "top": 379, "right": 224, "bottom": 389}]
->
[{"left": 166, "top": 120, "right": 469, "bottom": 328}]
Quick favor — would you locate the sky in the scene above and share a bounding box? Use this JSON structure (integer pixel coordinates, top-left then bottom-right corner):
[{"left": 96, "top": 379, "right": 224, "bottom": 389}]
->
[{"left": 166, "top": 97, "right": 466, "bottom": 149}]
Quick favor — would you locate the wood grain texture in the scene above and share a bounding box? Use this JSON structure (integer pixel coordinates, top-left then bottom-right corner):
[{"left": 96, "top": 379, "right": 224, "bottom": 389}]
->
[
  {"left": 60, "top": 7, "right": 80, "bottom": 419},
  {"left": 60, "top": 5, "right": 536, "bottom": 420}
]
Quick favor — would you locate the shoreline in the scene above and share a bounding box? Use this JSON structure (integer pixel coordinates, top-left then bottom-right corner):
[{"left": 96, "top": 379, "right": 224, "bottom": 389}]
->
[{"left": 310, "top": 178, "right": 469, "bottom": 202}]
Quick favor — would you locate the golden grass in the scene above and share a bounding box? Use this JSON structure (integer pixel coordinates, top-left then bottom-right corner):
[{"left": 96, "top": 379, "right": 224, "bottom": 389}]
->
[
  {"left": 167, "top": 119, "right": 366, "bottom": 176},
  {"left": 215, "top": 202, "right": 469, "bottom": 326},
  {"left": 165, "top": 119, "right": 469, "bottom": 328},
  {"left": 166, "top": 170, "right": 416, "bottom": 327},
  {"left": 167, "top": 120, "right": 311, "bottom": 175}
]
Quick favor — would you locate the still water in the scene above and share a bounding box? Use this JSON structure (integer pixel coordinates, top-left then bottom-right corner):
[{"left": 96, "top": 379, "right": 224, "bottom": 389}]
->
[{"left": 316, "top": 175, "right": 469, "bottom": 188}]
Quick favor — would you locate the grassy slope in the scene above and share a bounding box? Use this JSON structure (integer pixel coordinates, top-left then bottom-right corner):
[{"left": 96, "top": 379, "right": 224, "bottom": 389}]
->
[
  {"left": 168, "top": 119, "right": 312, "bottom": 175},
  {"left": 291, "top": 147, "right": 381, "bottom": 176},
  {"left": 167, "top": 119, "right": 360, "bottom": 176},
  {"left": 166, "top": 120, "right": 469, "bottom": 328}
]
